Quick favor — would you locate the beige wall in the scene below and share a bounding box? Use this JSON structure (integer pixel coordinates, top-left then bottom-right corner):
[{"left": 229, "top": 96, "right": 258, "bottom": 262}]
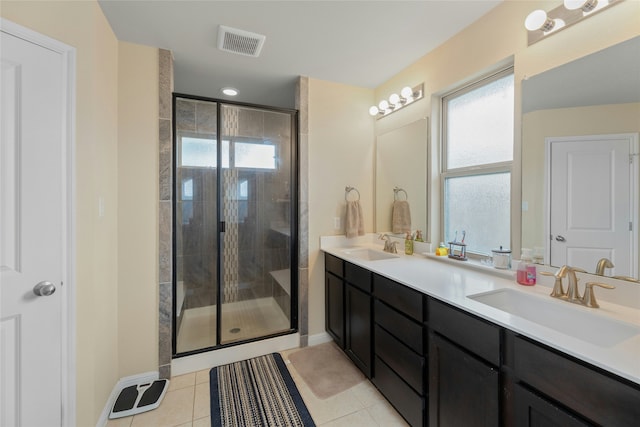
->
[
  {"left": 1, "top": 2, "right": 159, "bottom": 425},
  {"left": 117, "top": 42, "right": 159, "bottom": 378},
  {"left": 307, "top": 79, "right": 374, "bottom": 335},
  {"left": 1, "top": 1, "right": 120, "bottom": 424},
  {"left": 306, "top": 0, "right": 640, "bottom": 337}
]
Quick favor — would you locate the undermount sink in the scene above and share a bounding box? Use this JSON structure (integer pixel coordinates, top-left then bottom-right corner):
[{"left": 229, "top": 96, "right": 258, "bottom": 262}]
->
[
  {"left": 467, "top": 288, "right": 640, "bottom": 347},
  {"left": 341, "top": 248, "right": 400, "bottom": 261}
]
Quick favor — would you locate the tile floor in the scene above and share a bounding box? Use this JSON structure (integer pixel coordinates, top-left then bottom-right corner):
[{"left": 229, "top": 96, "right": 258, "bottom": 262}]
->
[{"left": 105, "top": 345, "right": 408, "bottom": 427}]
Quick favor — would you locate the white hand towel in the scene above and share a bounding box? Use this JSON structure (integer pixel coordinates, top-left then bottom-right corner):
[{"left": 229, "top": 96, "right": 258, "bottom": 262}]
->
[
  {"left": 392, "top": 200, "right": 411, "bottom": 234},
  {"left": 345, "top": 200, "right": 365, "bottom": 238}
]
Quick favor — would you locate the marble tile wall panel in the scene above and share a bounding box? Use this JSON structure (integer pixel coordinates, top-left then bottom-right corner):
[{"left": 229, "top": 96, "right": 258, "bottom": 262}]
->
[{"left": 296, "top": 76, "right": 309, "bottom": 345}]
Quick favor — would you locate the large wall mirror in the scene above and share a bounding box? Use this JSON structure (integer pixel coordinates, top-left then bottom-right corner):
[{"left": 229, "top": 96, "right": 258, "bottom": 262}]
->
[
  {"left": 375, "top": 118, "right": 428, "bottom": 236},
  {"left": 521, "top": 36, "right": 640, "bottom": 280}
]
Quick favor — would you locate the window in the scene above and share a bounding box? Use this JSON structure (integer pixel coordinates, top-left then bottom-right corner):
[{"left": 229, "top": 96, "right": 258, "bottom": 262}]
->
[
  {"left": 180, "top": 136, "right": 275, "bottom": 170},
  {"left": 442, "top": 68, "right": 514, "bottom": 255}
]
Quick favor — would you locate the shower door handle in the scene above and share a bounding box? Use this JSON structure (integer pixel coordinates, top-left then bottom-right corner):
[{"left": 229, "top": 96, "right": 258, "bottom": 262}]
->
[{"left": 219, "top": 221, "right": 226, "bottom": 233}]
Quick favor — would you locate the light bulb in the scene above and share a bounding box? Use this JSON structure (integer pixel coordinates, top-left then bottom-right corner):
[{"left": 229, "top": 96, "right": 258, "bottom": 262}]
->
[
  {"left": 525, "top": 10, "right": 555, "bottom": 32},
  {"left": 369, "top": 106, "right": 379, "bottom": 116},
  {"left": 378, "top": 100, "right": 390, "bottom": 111},
  {"left": 564, "top": 0, "right": 598, "bottom": 11},
  {"left": 389, "top": 93, "right": 401, "bottom": 105},
  {"left": 221, "top": 87, "right": 238, "bottom": 96},
  {"left": 401, "top": 86, "right": 413, "bottom": 99}
]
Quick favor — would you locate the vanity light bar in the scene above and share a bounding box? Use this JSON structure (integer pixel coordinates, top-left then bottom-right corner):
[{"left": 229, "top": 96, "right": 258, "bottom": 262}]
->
[
  {"left": 369, "top": 84, "right": 424, "bottom": 119},
  {"left": 525, "top": 0, "right": 623, "bottom": 45}
]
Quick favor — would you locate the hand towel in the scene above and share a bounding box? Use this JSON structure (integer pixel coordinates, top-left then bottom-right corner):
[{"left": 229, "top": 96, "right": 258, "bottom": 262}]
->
[
  {"left": 345, "top": 200, "right": 365, "bottom": 238},
  {"left": 392, "top": 200, "right": 411, "bottom": 234}
]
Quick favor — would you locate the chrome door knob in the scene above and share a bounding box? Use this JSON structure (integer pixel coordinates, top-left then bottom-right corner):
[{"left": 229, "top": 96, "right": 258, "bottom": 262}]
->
[
  {"left": 33, "top": 281, "right": 56, "bottom": 296},
  {"left": 555, "top": 235, "right": 566, "bottom": 242}
]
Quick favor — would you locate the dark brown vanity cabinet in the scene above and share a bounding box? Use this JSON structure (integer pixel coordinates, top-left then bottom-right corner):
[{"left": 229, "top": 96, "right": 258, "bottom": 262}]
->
[
  {"left": 324, "top": 253, "right": 373, "bottom": 378},
  {"left": 372, "top": 274, "right": 426, "bottom": 427},
  {"left": 427, "top": 298, "right": 501, "bottom": 427},
  {"left": 506, "top": 332, "right": 640, "bottom": 427},
  {"left": 324, "top": 256, "right": 640, "bottom": 427},
  {"left": 325, "top": 254, "right": 344, "bottom": 347}
]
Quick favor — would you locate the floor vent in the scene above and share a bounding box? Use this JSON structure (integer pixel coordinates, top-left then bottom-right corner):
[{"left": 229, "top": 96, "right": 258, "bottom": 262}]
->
[{"left": 217, "top": 25, "right": 266, "bottom": 57}]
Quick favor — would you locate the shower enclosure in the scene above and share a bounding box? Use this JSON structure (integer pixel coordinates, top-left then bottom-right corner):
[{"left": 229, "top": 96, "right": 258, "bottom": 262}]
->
[{"left": 173, "top": 95, "right": 298, "bottom": 355}]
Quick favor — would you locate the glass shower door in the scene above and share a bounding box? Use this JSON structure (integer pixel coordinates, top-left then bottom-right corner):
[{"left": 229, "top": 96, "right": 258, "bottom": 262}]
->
[
  {"left": 219, "top": 104, "right": 295, "bottom": 344},
  {"left": 174, "top": 98, "right": 219, "bottom": 353}
]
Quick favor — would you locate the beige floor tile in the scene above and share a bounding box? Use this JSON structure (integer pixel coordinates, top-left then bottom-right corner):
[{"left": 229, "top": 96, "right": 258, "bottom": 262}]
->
[
  {"left": 105, "top": 416, "right": 132, "bottom": 427},
  {"left": 193, "top": 383, "right": 211, "bottom": 420},
  {"left": 366, "top": 399, "right": 410, "bottom": 427},
  {"left": 174, "top": 423, "right": 192, "bottom": 427},
  {"left": 195, "top": 369, "right": 210, "bottom": 384},
  {"left": 301, "top": 388, "right": 366, "bottom": 425},
  {"left": 350, "top": 380, "right": 386, "bottom": 408},
  {"left": 169, "top": 373, "right": 196, "bottom": 391},
  {"left": 193, "top": 417, "right": 211, "bottom": 427},
  {"left": 319, "top": 409, "right": 378, "bottom": 427},
  {"left": 130, "top": 387, "right": 195, "bottom": 427}
]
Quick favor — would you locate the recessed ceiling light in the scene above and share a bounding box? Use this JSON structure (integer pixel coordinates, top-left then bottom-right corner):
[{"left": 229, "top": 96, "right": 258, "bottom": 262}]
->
[{"left": 221, "top": 87, "right": 238, "bottom": 96}]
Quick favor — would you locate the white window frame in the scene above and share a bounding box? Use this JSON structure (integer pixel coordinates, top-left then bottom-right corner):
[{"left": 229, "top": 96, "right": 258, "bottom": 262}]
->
[{"left": 440, "top": 67, "right": 514, "bottom": 256}]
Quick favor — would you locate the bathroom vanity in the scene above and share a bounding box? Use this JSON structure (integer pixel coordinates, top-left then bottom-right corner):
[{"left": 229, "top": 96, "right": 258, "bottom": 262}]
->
[{"left": 322, "top": 237, "right": 640, "bottom": 427}]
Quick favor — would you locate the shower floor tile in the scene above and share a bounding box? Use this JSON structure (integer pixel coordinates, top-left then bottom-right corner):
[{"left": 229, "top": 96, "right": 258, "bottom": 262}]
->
[{"left": 176, "top": 297, "right": 291, "bottom": 353}]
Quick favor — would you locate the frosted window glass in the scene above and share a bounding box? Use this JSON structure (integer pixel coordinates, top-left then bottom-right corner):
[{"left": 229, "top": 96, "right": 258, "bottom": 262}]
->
[
  {"left": 444, "top": 173, "right": 510, "bottom": 255},
  {"left": 446, "top": 74, "right": 514, "bottom": 169},
  {"left": 181, "top": 137, "right": 229, "bottom": 168},
  {"left": 235, "top": 142, "right": 276, "bottom": 169}
]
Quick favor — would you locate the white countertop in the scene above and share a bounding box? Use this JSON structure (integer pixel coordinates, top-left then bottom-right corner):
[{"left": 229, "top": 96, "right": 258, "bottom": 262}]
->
[{"left": 321, "top": 235, "right": 640, "bottom": 385}]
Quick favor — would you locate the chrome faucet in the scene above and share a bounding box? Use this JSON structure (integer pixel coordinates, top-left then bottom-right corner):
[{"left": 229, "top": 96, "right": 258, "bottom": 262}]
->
[
  {"left": 595, "top": 258, "right": 614, "bottom": 276},
  {"left": 378, "top": 234, "right": 398, "bottom": 254},
  {"left": 541, "top": 265, "right": 614, "bottom": 308}
]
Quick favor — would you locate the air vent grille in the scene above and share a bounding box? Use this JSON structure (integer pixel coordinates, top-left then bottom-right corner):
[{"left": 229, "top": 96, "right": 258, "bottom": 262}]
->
[{"left": 217, "top": 25, "right": 266, "bottom": 57}]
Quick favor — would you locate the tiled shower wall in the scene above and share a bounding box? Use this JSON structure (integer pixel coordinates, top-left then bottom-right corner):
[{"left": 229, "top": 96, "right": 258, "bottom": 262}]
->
[
  {"left": 158, "top": 49, "right": 173, "bottom": 379},
  {"left": 157, "top": 47, "right": 310, "bottom": 375}
]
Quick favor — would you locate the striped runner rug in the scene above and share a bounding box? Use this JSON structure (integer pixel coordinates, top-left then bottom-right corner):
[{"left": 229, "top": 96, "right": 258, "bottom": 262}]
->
[{"left": 210, "top": 353, "right": 315, "bottom": 427}]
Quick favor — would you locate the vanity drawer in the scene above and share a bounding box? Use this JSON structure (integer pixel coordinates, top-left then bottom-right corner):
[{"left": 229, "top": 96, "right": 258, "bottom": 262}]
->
[
  {"left": 374, "top": 300, "right": 424, "bottom": 354},
  {"left": 512, "top": 334, "right": 640, "bottom": 426},
  {"left": 374, "top": 274, "right": 424, "bottom": 322},
  {"left": 325, "top": 253, "right": 344, "bottom": 278},
  {"left": 428, "top": 298, "right": 500, "bottom": 366},
  {"left": 375, "top": 325, "right": 425, "bottom": 394},
  {"left": 345, "top": 262, "right": 372, "bottom": 293},
  {"left": 374, "top": 356, "right": 424, "bottom": 427}
]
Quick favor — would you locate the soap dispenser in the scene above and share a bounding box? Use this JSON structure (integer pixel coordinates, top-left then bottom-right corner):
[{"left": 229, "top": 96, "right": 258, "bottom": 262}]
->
[
  {"left": 405, "top": 232, "right": 414, "bottom": 255},
  {"left": 517, "top": 248, "right": 537, "bottom": 286}
]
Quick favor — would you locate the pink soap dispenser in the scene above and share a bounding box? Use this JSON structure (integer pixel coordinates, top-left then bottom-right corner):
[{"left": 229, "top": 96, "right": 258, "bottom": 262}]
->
[{"left": 517, "top": 248, "right": 536, "bottom": 286}]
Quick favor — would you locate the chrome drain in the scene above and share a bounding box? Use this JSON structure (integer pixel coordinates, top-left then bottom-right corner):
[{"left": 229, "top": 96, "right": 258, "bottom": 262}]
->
[{"left": 229, "top": 327, "right": 241, "bottom": 334}]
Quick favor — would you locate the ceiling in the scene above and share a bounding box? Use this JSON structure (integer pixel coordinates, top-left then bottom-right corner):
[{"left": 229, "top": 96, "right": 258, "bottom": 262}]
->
[{"left": 99, "top": 0, "right": 502, "bottom": 109}]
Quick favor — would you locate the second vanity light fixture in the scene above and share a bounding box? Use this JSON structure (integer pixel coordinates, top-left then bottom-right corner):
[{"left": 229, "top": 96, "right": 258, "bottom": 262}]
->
[
  {"left": 369, "top": 84, "right": 424, "bottom": 119},
  {"left": 525, "top": 0, "right": 623, "bottom": 45}
]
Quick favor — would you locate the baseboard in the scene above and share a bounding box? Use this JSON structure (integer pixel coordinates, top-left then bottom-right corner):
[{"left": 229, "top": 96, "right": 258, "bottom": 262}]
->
[
  {"left": 96, "top": 371, "right": 158, "bottom": 427},
  {"left": 307, "top": 332, "right": 332, "bottom": 347}
]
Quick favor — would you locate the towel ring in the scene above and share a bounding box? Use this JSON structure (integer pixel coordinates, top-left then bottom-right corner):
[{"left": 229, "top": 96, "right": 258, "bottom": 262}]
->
[
  {"left": 345, "top": 186, "right": 360, "bottom": 201},
  {"left": 394, "top": 187, "right": 408, "bottom": 201}
]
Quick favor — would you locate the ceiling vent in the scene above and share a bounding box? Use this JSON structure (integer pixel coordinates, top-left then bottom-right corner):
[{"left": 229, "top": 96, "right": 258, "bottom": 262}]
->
[{"left": 217, "top": 25, "right": 266, "bottom": 57}]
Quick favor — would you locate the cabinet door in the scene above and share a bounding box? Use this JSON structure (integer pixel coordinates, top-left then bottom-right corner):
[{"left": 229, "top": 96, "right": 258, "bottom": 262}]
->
[
  {"left": 429, "top": 332, "right": 499, "bottom": 427},
  {"left": 326, "top": 273, "right": 344, "bottom": 348},
  {"left": 345, "top": 283, "right": 372, "bottom": 377},
  {"left": 514, "top": 384, "right": 592, "bottom": 427}
]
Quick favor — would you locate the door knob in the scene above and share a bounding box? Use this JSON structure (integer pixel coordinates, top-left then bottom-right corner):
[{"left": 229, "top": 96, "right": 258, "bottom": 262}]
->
[
  {"left": 555, "top": 235, "right": 566, "bottom": 242},
  {"left": 33, "top": 281, "right": 56, "bottom": 296}
]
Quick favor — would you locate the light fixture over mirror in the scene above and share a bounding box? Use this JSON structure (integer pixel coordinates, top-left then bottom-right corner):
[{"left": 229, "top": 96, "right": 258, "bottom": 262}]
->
[
  {"left": 369, "top": 83, "right": 424, "bottom": 119},
  {"left": 524, "top": 0, "right": 622, "bottom": 45}
]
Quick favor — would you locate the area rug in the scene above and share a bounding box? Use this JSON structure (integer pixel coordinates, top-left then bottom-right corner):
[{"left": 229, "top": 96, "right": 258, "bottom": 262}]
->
[
  {"left": 210, "top": 353, "right": 315, "bottom": 427},
  {"left": 288, "top": 342, "right": 365, "bottom": 399}
]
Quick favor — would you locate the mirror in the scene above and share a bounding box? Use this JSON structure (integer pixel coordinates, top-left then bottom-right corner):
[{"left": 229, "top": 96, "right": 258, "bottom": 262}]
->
[
  {"left": 521, "top": 36, "right": 640, "bottom": 279},
  {"left": 375, "top": 118, "right": 428, "bottom": 236}
]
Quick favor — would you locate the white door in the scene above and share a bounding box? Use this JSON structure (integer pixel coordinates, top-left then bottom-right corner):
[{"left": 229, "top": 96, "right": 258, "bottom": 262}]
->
[
  {"left": 548, "top": 134, "right": 638, "bottom": 276},
  {"left": 1, "top": 28, "right": 67, "bottom": 426}
]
